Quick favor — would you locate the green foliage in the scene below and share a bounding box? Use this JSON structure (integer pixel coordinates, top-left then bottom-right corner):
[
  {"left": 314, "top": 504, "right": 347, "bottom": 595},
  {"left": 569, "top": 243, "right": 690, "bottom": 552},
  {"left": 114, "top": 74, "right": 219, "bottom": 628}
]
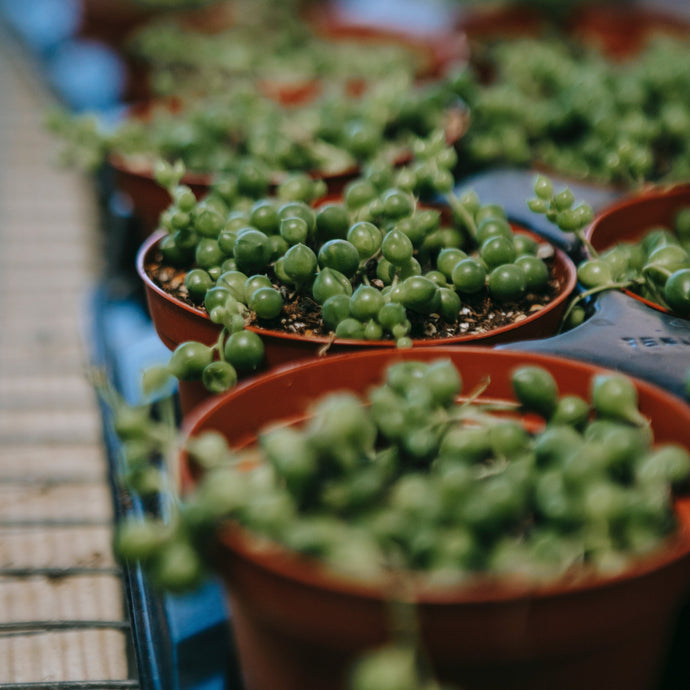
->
[
  {"left": 146, "top": 151, "right": 564, "bottom": 397},
  {"left": 113, "top": 357, "right": 686, "bottom": 595},
  {"left": 458, "top": 36, "right": 690, "bottom": 186}
]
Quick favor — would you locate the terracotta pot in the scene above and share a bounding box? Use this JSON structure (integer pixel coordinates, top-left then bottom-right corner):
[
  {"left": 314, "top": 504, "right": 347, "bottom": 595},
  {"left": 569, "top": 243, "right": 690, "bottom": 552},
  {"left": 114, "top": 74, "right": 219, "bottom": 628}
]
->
[
  {"left": 113, "top": 154, "right": 358, "bottom": 245},
  {"left": 109, "top": 91, "right": 467, "bottom": 239},
  {"left": 137, "top": 228, "right": 577, "bottom": 415},
  {"left": 179, "top": 346, "right": 690, "bottom": 690},
  {"left": 585, "top": 182, "right": 690, "bottom": 317},
  {"left": 304, "top": 3, "right": 470, "bottom": 80},
  {"left": 107, "top": 90, "right": 359, "bottom": 239},
  {"left": 129, "top": 2, "right": 466, "bottom": 104}
]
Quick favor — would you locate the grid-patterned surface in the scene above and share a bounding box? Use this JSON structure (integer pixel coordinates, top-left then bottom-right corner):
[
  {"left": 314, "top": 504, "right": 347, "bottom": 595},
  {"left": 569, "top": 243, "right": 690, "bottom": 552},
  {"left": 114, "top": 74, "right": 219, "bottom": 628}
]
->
[{"left": 0, "top": 28, "right": 138, "bottom": 690}]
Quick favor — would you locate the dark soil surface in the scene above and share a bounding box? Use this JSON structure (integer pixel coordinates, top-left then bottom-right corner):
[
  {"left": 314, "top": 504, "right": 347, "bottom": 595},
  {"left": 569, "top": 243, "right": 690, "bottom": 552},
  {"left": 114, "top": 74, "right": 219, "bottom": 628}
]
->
[{"left": 146, "top": 248, "right": 562, "bottom": 340}]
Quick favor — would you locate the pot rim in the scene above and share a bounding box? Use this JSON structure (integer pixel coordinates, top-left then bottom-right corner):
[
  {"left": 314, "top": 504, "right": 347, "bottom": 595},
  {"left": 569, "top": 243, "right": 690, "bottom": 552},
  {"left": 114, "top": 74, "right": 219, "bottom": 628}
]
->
[
  {"left": 110, "top": 151, "right": 216, "bottom": 187},
  {"left": 136, "top": 227, "right": 578, "bottom": 349},
  {"left": 107, "top": 93, "right": 361, "bottom": 186},
  {"left": 109, "top": 150, "right": 362, "bottom": 191},
  {"left": 585, "top": 182, "right": 690, "bottom": 241},
  {"left": 179, "top": 345, "right": 690, "bottom": 605}
]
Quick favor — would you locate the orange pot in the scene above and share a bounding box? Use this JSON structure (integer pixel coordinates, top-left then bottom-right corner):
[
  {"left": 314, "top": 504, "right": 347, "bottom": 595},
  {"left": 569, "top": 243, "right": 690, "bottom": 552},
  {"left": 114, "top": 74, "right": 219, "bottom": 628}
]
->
[
  {"left": 179, "top": 346, "right": 690, "bottom": 690},
  {"left": 585, "top": 182, "right": 690, "bottom": 317},
  {"left": 111, "top": 101, "right": 467, "bottom": 241},
  {"left": 137, "top": 228, "right": 577, "bottom": 416},
  {"left": 109, "top": 150, "right": 357, "bottom": 244},
  {"left": 304, "top": 3, "right": 470, "bottom": 80}
]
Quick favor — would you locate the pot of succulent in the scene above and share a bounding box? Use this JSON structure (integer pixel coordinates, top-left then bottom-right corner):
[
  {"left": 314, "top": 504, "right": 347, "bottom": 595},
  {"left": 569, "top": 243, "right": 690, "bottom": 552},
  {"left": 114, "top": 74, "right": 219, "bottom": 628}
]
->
[
  {"left": 579, "top": 183, "right": 690, "bottom": 319},
  {"left": 135, "top": 141, "right": 579, "bottom": 416},
  {"left": 127, "top": 0, "right": 468, "bottom": 100},
  {"left": 519, "top": 179, "right": 690, "bottom": 332},
  {"left": 48, "top": 64, "right": 468, "bottom": 238},
  {"left": 113, "top": 347, "right": 690, "bottom": 690},
  {"left": 450, "top": 32, "right": 690, "bottom": 189},
  {"left": 301, "top": 1, "right": 469, "bottom": 84}
]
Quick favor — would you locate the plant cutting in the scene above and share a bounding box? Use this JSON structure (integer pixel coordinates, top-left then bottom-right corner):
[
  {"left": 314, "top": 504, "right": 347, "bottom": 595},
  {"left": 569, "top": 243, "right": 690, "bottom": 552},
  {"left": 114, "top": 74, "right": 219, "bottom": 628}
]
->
[
  {"left": 110, "top": 347, "right": 690, "bottom": 690},
  {"left": 136, "top": 143, "right": 577, "bottom": 414}
]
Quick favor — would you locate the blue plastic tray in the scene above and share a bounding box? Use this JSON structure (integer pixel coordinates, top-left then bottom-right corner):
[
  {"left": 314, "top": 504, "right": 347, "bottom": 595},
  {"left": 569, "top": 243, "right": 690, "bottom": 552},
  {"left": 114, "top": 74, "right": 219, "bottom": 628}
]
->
[{"left": 89, "top": 285, "right": 243, "bottom": 690}]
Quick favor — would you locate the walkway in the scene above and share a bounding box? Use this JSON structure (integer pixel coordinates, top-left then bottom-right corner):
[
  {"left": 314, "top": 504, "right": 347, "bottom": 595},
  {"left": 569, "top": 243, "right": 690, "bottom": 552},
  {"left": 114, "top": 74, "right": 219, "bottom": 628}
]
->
[{"left": 0, "top": 24, "right": 137, "bottom": 690}]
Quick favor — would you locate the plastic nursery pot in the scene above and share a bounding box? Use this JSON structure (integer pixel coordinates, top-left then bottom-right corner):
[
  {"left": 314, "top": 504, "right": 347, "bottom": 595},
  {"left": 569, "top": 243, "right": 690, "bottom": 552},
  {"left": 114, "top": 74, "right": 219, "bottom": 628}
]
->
[
  {"left": 586, "top": 182, "right": 690, "bottom": 317},
  {"left": 107, "top": 82, "right": 468, "bottom": 238},
  {"left": 107, "top": 92, "right": 360, "bottom": 240},
  {"left": 503, "top": 187, "right": 690, "bottom": 400},
  {"left": 109, "top": 152, "right": 356, "bottom": 244},
  {"left": 179, "top": 346, "right": 690, "bottom": 690},
  {"left": 304, "top": 3, "right": 470, "bottom": 82},
  {"left": 136, "top": 228, "right": 577, "bottom": 416}
]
